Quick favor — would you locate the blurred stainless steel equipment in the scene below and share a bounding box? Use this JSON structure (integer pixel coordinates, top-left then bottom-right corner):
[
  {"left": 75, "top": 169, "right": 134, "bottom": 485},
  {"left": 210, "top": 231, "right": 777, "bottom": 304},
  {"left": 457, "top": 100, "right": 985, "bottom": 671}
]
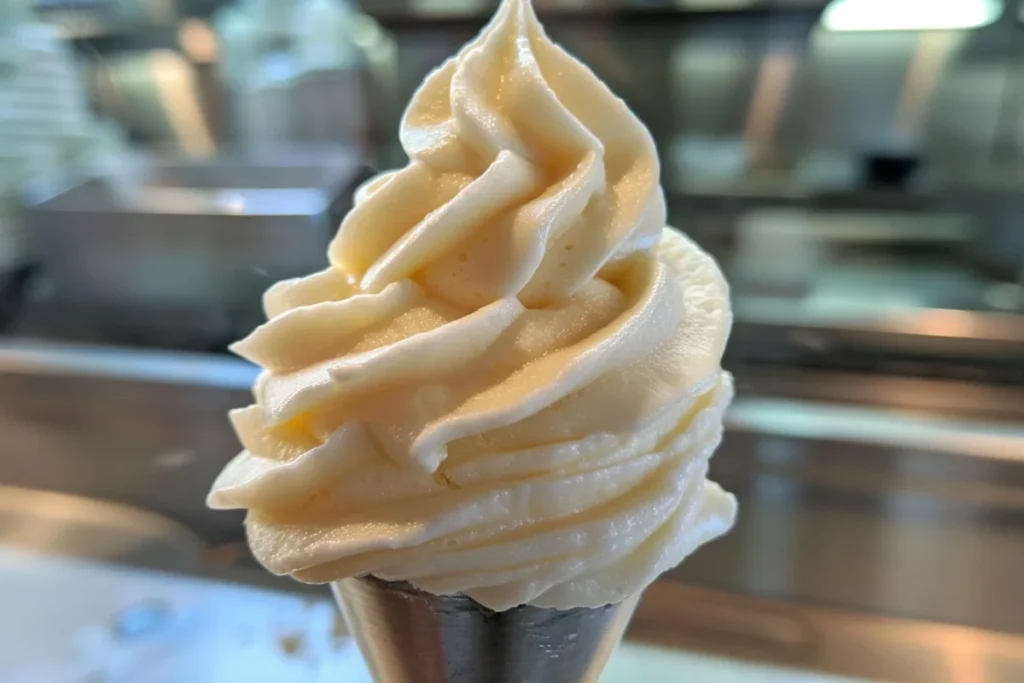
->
[
  {"left": 21, "top": 150, "right": 364, "bottom": 348},
  {"left": 333, "top": 577, "right": 638, "bottom": 683},
  {"left": 213, "top": 0, "right": 386, "bottom": 150},
  {"left": 0, "top": 12, "right": 120, "bottom": 330}
]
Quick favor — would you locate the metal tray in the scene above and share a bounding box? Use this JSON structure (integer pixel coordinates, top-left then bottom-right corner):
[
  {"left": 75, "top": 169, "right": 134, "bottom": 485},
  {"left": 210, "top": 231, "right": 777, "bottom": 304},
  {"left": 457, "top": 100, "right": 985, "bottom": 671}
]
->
[{"left": 21, "top": 149, "right": 364, "bottom": 349}]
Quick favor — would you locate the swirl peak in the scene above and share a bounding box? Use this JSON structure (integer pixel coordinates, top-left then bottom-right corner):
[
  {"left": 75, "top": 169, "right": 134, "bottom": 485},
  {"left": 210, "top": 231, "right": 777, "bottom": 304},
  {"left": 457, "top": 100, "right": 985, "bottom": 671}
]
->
[{"left": 328, "top": 0, "right": 666, "bottom": 309}]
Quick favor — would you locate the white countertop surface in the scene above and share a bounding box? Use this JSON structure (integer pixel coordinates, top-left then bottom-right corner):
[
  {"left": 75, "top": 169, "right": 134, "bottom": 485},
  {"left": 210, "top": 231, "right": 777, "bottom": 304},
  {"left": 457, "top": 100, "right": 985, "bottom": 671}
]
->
[{"left": 0, "top": 548, "right": 869, "bottom": 683}]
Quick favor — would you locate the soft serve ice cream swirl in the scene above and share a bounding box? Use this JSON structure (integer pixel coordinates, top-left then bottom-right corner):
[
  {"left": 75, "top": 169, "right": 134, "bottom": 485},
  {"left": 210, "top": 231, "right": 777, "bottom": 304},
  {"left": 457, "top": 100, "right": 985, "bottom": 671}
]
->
[{"left": 208, "top": 0, "right": 736, "bottom": 611}]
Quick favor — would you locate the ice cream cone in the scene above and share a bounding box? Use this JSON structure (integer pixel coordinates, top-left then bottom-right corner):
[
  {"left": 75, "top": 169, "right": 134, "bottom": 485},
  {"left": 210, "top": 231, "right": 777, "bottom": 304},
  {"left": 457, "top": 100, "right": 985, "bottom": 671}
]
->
[{"left": 332, "top": 576, "right": 639, "bottom": 683}]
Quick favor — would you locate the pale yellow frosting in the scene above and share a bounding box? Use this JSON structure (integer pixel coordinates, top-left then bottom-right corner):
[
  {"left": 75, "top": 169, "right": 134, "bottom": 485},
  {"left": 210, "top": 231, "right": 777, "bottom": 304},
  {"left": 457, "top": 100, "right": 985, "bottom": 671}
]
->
[{"left": 208, "top": 0, "right": 736, "bottom": 611}]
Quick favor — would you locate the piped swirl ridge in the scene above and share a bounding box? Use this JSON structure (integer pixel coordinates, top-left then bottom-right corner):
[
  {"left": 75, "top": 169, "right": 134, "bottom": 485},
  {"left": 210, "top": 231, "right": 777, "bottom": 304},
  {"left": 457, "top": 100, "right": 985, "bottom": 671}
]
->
[{"left": 208, "top": 0, "right": 736, "bottom": 611}]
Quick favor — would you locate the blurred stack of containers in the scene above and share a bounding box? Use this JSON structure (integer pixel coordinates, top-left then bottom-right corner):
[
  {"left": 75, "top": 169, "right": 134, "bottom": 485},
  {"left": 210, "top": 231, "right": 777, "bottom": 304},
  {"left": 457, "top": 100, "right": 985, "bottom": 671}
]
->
[
  {"left": 0, "top": 6, "right": 84, "bottom": 283},
  {"left": 214, "top": 0, "right": 395, "bottom": 151},
  {"left": 0, "top": 1, "right": 133, "bottom": 330}
]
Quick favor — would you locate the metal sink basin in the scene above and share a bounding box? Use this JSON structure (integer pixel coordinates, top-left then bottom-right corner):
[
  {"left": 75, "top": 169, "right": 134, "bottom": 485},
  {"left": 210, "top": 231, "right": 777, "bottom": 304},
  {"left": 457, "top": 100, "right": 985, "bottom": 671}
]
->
[{"left": 20, "top": 150, "right": 365, "bottom": 349}]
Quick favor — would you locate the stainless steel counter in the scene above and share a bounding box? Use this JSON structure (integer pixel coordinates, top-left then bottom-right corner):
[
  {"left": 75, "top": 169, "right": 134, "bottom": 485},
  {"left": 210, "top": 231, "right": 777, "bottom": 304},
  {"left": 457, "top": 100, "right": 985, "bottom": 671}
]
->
[
  {"left": 0, "top": 341, "right": 254, "bottom": 541},
  {"left": 1, "top": 339, "right": 1022, "bottom": 681},
  {"left": 1, "top": 339, "right": 1021, "bottom": 618},
  {"left": 633, "top": 581, "right": 1024, "bottom": 683}
]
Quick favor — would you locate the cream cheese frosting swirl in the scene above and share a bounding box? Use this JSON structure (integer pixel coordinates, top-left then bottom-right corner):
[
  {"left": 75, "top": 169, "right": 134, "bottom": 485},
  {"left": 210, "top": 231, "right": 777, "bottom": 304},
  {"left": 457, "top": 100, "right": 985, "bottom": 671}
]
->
[{"left": 208, "top": 0, "right": 736, "bottom": 611}]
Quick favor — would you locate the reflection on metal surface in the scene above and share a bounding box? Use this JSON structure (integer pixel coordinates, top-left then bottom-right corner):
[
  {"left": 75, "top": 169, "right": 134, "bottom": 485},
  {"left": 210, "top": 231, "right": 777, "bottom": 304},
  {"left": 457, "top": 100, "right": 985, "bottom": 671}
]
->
[
  {"left": 632, "top": 582, "right": 1024, "bottom": 683},
  {"left": 0, "top": 339, "right": 257, "bottom": 388},
  {"left": 0, "top": 485, "right": 203, "bottom": 571},
  {"left": 684, "top": 426, "right": 1024, "bottom": 636},
  {"left": 729, "top": 395, "right": 1024, "bottom": 461},
  {"left": 911, "top": 308, "right": 985, "bottom": 337},
  {"left": 894, "top": 32, "right": 958, "bottom": 142},
  {"left": 733, "top": 303, "right": 1024, "bottom": 367},
  {"left": 411, "top": 0, "right": 491, "bottom": 16},
  {"left": 743, "top": 300, "right": 1024, "bottom": 338},
  {"left": 743, "top": 43, "right": 798, "bottom": 164},
  {"left": 822, "top": 0, "right": 1004, "bottom": 32},
  {"left": 741, "top": 370, "right": 1024, "bottom": 420},
  {"left": 335, "top": 577, "right": 637, "bottom": 683}
]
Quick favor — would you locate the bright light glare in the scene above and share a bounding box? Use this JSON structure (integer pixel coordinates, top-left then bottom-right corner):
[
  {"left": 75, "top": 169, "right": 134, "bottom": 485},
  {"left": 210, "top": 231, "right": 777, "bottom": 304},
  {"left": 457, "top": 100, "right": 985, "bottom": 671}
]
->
[
  {"left": 822, "top": 0, "right": 1003, "bottom": 31},
  {"left": 674, "top": 0, "right": 758, "bottom": 9}
]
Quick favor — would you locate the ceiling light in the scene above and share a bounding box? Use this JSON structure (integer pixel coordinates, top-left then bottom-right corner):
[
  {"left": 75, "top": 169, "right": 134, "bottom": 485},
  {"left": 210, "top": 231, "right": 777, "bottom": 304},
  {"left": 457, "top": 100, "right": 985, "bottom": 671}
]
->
[
  {"left": 674, "top": 0, "right": 759, "bottom": 10},
  {"left": 822, "top": 0, "right": 1003, "bottom": 31}
]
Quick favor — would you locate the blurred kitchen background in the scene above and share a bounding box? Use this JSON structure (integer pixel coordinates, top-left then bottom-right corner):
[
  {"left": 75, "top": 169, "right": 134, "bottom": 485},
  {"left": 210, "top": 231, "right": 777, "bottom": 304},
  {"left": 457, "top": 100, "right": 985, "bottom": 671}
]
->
[{"left": 1, "top": 0, "right": 1023, "bottom": 681}]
